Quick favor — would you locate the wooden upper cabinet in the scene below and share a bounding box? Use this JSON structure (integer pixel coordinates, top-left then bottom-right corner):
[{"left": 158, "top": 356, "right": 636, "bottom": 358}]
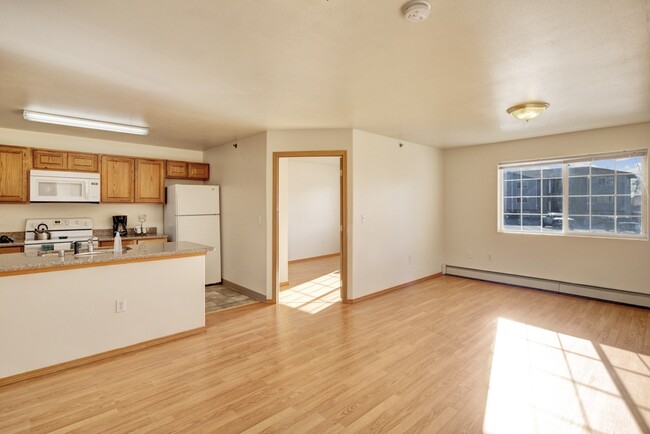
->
[
  {"left": 0, "top": 145, "right": 29, "bottom": 203},
  {"left": 33, "top": 149, "right": 99, "bottom": 172},
  {"left": 165, "top": 160, "right": 188, "bottom": 179},
  {"left": 188, "top": 163, "right": 210, "bottom": 180},
  {"left": 33, "top": 149, "right": 67, "bottom": 170},
  {"left": 135, "top": 159, "right": 165, "bottom": 203},
  {"left": 68, "top": 152, "right": 99, "bottom": 172},
  {"left": 101, "top": 156, "right": 134, "bottom": 203}
]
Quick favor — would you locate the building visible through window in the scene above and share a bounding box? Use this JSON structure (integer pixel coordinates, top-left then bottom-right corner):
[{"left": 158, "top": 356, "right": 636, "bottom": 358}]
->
[{"left": 499, "top": 150, "right": 647, "bottom": 238}]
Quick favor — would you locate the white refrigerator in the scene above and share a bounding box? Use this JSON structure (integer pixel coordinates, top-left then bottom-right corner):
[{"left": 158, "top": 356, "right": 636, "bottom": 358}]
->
[{"left": 164, "top": 184, "right": 221, "bottom": 284}]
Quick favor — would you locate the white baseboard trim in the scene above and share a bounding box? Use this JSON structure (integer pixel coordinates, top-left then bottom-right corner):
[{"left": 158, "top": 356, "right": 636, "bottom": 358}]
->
[{"left": 443, "top": 264, "right": 650, "bottom": 308}]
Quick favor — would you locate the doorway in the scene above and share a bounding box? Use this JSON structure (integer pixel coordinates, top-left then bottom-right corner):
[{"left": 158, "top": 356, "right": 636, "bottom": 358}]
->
[{"left": 272, "top": 151, "right": 348, "bottom": 306}]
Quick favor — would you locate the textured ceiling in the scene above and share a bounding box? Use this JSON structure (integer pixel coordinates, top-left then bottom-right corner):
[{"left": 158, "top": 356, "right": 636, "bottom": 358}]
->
[{"left": 0, "top": 0, "right": 648, "bottom": 151}]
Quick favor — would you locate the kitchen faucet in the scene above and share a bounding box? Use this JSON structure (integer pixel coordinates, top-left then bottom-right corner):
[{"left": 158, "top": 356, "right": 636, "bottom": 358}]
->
[{"left": 87, "top": 237, "right": 97, "bottom": 253}]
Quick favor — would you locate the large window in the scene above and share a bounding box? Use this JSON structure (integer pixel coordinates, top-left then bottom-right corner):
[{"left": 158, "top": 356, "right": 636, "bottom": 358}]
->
[{"left": 499, "top": 150, "right": 647, "bottom": 238}]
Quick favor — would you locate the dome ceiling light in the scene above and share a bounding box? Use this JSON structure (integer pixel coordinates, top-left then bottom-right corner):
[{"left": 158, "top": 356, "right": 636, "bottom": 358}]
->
[
  {"left": 402, "top": 0, "right": 431, "bottom": 22},
  {"left": 506, "top": 102, "right": 550, "bottom": 122}
]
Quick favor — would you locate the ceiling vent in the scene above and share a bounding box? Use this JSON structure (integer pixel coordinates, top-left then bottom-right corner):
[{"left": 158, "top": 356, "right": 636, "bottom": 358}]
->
[{"left": 402, "top": 0, "right": 431, "bottom": 22}]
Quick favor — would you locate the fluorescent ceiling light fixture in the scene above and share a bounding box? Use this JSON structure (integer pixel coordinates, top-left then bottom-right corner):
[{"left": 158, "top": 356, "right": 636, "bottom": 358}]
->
[
  {"left": 506, "top": 102, "right": 549, "bottom": 122},
  {"left": 23, "top": 110, "right": 149, "bottom": 135}
]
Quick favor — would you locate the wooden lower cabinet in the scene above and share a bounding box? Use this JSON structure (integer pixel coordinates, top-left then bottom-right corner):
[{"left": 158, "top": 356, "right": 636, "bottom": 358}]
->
[
  {"left": 0, "top": 146, "right": 29, "bottom": 203},
  {"left": 99, "top": 237, "right": 167, "bottom": 248},
  {"left": 0, "top": 246, "right": 23, "bottom": 254}
]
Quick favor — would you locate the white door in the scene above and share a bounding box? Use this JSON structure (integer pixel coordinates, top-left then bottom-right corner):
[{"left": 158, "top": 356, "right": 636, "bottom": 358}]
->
[
  {"left": 177, "top": 215, "right": 221, "bottom": 284},
  {"left": 176, "top": 185, "right": 220, "bottom": 216}
]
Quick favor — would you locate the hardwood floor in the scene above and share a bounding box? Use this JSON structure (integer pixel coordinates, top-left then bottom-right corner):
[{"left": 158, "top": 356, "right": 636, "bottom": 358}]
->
[
  {"left": 1, "top": 276, "right": 648, "bottom": 433},
  {"left": 281, "top": 255, "right": 341, "bottom": 313}
]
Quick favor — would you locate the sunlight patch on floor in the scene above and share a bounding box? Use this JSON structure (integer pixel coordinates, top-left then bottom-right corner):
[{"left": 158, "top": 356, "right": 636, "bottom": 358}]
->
[
  {"left": 280, "top": 271, "right": 341, "bottom": 314},
  {"left": 483, "top": 318, "right": 649, "bottom": 434}
]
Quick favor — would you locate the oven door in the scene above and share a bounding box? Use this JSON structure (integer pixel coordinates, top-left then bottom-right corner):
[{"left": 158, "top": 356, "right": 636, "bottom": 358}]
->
[{"left": 23, "top": 241, "right": 74, "bottom": 252}]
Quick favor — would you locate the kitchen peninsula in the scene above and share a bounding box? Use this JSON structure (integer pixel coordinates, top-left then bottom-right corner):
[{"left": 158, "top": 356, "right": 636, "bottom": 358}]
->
[{"left": 0, "top": 241, "right": 212, "bottom": 384}]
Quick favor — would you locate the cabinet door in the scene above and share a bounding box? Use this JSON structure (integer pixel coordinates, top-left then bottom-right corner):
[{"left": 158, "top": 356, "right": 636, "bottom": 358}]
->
[
  {"left": 135, "top": 159, "right": 165, "bottom": 203},
  {"left": 188, "top": 163, "right": 210, "bottom": 180},
  {"left": 33, "top": 149, "right": 67, "bottom": 170},
  {"left": 68, "top": 152, "right": 99, "bottom": 172},
  {"left": 165, "top": 160, "right": 188, "bottom": 179},
  {"left": 101, "top": 156, "right": 134, "bottom": 203},
  {"left": 0, "top": 146, "right": 29, "bottom": 203},
  {"left": 136, "top": 237, "right": 167, "bottom": 245}
]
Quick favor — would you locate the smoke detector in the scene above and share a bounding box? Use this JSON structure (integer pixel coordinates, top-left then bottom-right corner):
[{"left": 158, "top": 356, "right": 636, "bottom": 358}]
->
[{"left": 402, "top": 0, "right": 431, "bottom": 22}]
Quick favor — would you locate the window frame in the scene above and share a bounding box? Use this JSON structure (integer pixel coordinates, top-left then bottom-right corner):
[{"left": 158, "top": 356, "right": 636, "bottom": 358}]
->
[{"left": 497, "top": 149, "right": 648, "bottom": 240}]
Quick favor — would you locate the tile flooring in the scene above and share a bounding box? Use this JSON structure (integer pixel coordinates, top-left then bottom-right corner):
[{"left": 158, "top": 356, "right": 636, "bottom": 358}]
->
[{"left": 205, "top": 284, "right": 257, "bottom": 313}]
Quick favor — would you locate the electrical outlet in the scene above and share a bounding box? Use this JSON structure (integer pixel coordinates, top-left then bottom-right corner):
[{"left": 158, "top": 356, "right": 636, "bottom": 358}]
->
[
  {"left": 408, "top": 255, "right": 412, "bottom": 263},
  {"left": 116, "top": 299, "right": 126, "bottom": 313},
  {"left": 488, "top": 253, "right": 494, "bottom": 261},
  {"left": 467, "top": 249, "right": 473, "bottom": 259}
]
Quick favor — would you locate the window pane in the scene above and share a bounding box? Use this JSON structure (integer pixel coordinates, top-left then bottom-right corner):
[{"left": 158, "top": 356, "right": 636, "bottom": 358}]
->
[
  {"left": 616, "top": 157, "right": 642, "bottom": 175},
  {"left": 542, "top": 213, "right": 563, "bottom": 229},
  {"left": 591, "top": 196, "right": 615, "bottom": 215},
  {"left": 522, "top": 215, "right": 541, "bottom": 230},
  {"left": 503, "top": 214, "right": 521, "bottom": 228},
  {"left": 504, "top": 180, "right": 521, "bottom": 197},
  {"left": 591, "top": 176, "right": 615, "bottom": 194},
  {"left": 504, "top": 198, "right": 520, "bottom": 213},
  {"left": 569, "top": 177, "right": 589, "bottom": 195},
  {"left": 542, "top": 197, "right": 562, "bottom": 213},
  {"left": 569, "top": 216, "right": 590, "bottom": 231},
  {"left": 521, "top": 179, "right": 540, "bottom": 196},
  {"left": 617, "top": 174, "right": 641, "bottom": 195},
  {"left": 568, "top": 162, "right": 590, "bottom": 176},
  {"left": 616, "top": 195, "right": 642, "bottom": 216},
  {"left": 522, "top": 197, "right": 541, "bottom": 213},
  {"left": 617, "top": 217, "right": 642, "bottom": 234},
  {"left": 522, "top": 169, "right": 541, "bottom": 179},
  {"left": 591, "top": 216, "right": 615, "bottom": 232},
  {"left": 569, "top": 197, "right": 590, "bottom": 214},
  {"left": 542, "top": 166, "right": 562, "bottom": 178},
  {"left": 591, "top": 159, "right": 615, "bottom": 175},
  {"left": 504, "top": 169, "right": 521, "bottom": 180},
  {"left": 543, "top": 179, "right": 563, "bottom": 196}
]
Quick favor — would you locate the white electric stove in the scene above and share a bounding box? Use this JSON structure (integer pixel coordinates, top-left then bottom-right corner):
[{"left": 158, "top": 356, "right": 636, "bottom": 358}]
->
[{"left": 24, "top": 218, "right": 94, "bottom": 252}]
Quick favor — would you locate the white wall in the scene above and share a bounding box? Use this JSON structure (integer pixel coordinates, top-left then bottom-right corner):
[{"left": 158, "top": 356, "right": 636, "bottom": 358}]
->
[
  {"left": 352, "top": 130, "right": 444, "bottom": 299},
  {"left": 0, "top": 127, "right": 203, "bottom": 232},
  {"left": 204, "top": 133, "right": 267, "bottom": 296},
  {"left": 287, "top": 157, "right": 340, "bottom": 261},
  {"left": 443, "top": 122, "right": 650, "bottom": 295}
]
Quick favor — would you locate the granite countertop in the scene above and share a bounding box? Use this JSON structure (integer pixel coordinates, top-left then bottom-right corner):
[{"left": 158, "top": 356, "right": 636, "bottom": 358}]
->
[{"left": 0, "top": 241, "right": 213, "bottom": 275}]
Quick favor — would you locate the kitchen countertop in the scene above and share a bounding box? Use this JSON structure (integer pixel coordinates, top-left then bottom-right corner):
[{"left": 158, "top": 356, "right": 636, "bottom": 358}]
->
[{"left": 0, "top": 241, "right": 212, "bottom": 276}]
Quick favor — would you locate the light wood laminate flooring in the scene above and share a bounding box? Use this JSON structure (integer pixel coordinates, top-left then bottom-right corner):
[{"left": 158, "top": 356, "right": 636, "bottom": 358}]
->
[
  {"left": 1, "top": 276, "right": 648, "bottom": 433},
  {"left": 280, "top": 255, "right": 341, "bottom": 313}
]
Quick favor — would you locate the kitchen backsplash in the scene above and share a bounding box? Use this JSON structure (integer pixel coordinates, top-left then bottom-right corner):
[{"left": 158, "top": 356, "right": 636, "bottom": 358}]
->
[{"left": 0, "top": 203, "right": 163, "bottom": 233}]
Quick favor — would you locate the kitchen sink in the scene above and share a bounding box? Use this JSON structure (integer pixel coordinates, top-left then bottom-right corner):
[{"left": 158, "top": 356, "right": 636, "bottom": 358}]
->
[{"left": 74, "top": 247, "right": 131, "bottom": 257}]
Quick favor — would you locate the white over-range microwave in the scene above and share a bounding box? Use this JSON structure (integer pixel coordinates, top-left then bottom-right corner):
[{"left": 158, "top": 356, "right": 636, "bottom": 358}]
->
[{"left": 30, "top": 170, "right": 101, "bottom": 203}]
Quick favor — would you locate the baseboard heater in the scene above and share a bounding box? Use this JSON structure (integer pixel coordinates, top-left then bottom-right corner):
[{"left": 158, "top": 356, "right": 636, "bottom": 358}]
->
[{"left": 442, "top": 264, "right": 650, "bottom": 308}]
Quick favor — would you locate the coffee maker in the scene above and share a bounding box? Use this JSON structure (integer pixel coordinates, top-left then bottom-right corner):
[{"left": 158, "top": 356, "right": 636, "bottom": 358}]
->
[{"left": 112, "top": 215, "right": 128, "bottom": 236}]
